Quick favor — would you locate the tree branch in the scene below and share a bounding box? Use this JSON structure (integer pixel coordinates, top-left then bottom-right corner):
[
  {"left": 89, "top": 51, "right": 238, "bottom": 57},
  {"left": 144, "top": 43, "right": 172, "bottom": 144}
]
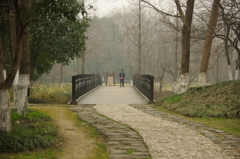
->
[{"left": 141, "top": 0, "right": 179, "bottom": 18}]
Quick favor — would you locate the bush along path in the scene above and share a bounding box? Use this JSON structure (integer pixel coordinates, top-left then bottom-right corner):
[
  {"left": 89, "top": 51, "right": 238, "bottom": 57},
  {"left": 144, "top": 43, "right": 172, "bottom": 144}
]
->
[{"left": 73, "top": 104, "right": 240, "bottom": 159}]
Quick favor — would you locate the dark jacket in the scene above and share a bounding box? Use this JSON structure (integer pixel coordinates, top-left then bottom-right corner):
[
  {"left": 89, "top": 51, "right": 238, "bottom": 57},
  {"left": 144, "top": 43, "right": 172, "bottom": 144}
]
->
[{"left": 119, "top": 72, "right": 125, "bottom": 79}]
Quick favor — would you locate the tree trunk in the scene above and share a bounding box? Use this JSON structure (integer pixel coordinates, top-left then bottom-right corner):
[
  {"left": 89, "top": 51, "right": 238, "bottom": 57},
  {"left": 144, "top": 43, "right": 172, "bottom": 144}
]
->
[
  {"left": 0, "top": 34, "right": 12, "bottom": 132},
  {"left": 198, "top": 72, "right": 207, "bottom": 86},
  {"left": 174, "top": 14, "right": 179, "bottom": 83},
  {"left": 13, "top": 70, "right": 19, "bottom": 109},
  {"left": 138, "top": 0, "right": 142, "bottom": 74},
  {"left": 198, "top": 0, "right": 220, "bottom": 86},
  {"left": 179, "top": 24, "right": 191, "bottom": 93},
  {"left": 0, "top": 89, "right": 11, "bottom": 132},
  {"left": 9, "top": 4, "right": 16, "bottom": 59},
  {"left": 0, "top": 37, "right": 4, "bottom": 83},
  {"left": 15, "top": 0, "right": 31, "bottom": 115},
  {"left": 82, "top": 51, "right": 85, "bottom": 74},
  {"left": 76, "top": 58, "right": 79, "bottom": 74},
  {"left": 126, "top": 42, "right": 133, "bottom": 83},
  {"left": 235, "top": 58, "right": 239, "bottom": 80},
  {"left": 60, "top": 64, "right": 63, "bottom": 88},
  {"left": 227, "top": 65, "right": 233, "bottom": 80},
  {"left": 173, "top": 13, "right": 179, "bottom": 93},
  {"left": 14, "top": 74, "right": 30, "bottom": 115},
  {"left": 224, "top": 24, "right": 233, "bottom": 80},
  {"left": 0, "top": 1, "right": 27, "bottom": 132},
  {"left": 175, "top": 0, "right": 195, "bottom": 93},
  {"left": 179, "top": 73, "right": 190, "bottom": 93}
]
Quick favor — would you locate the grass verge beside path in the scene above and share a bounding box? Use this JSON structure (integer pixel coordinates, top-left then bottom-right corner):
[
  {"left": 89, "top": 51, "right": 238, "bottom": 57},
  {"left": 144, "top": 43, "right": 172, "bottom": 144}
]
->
[
  {"left": 32, "top": 105, "right": 109, "bottom": 159},
  {"left": 153, "top": 106, "right": 240, "bottom": 138},
  {"left": 155, "top": 81, "right": 240, "bottom": 138},
  {"left": 1, "top": 105, "right": 108, "bottom": 159}
]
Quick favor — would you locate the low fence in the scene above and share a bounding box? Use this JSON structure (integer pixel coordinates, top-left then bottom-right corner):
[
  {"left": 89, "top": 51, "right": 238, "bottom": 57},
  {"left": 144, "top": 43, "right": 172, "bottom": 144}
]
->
[
  {"left": 133, "top": 74, "right": 154, "bottom": 102},
  {"left": 70, "top": 74, "right": 102, "bottom": 104}
]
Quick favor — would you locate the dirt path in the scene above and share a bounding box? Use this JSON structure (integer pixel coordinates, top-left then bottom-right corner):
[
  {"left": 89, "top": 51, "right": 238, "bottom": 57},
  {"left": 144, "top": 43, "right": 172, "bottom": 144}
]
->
[{"left": 32, "top": 106, "right": 95, "bottom": 159}]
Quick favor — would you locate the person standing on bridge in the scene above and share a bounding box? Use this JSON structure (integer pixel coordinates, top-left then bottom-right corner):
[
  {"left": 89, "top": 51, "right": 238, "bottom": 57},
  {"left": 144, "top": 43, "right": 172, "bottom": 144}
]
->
[{"left": 119, "top": 69, "right": 125, "bottom": 87}]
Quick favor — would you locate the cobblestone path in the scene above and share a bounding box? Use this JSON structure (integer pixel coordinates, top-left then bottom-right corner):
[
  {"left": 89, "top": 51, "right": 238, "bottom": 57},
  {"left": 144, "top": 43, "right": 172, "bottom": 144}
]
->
[{"left": 72, "top": 104, "right": 240, "bottom": 159}]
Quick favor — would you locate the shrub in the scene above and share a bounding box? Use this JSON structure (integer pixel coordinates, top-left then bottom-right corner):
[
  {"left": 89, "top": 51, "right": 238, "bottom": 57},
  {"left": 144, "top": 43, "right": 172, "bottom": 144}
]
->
[
  {"left": 29, "top": 84, "right": 71, "bottom": 104},
  {"left": 0, "top": 110, "right": 58, "bottom": 153}
]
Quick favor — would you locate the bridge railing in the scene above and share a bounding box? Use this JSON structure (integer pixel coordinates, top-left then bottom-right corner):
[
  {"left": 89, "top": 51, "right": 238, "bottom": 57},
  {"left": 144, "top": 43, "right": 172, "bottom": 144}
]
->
[
  {"left": 133, "top": 74, "right": 154, "bottom": 102},
  {"left": 70, "top": 74, "right": 102, "bottom": 104}
]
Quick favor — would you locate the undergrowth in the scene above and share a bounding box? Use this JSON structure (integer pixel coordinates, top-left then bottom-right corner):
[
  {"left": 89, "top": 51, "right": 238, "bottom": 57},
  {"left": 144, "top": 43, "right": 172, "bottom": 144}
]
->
[
  {"left": 155, "top": 80, "right": 240, "bottom": 118},
  {"left": 29, "top": 84, "right": 71, "bottom": 104},
  {"left": 0, "top": 109, "right": 59, "bottom": 153}
]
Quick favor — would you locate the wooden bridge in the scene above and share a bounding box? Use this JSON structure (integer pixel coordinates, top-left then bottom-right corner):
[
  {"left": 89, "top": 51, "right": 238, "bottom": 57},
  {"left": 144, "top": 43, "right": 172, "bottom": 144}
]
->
[{"left": 70, "top": 74, "right": 154, "bottom": 105}]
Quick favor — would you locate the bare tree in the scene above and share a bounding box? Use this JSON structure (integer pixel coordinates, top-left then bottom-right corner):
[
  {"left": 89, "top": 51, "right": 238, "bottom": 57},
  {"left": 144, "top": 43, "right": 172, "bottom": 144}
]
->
[
  {"left": 141, "top": 0, "right": 195, "bottom": 93},
  {"left": 217, "top": 1, "right": 240, "bottom": 80},
  {"left": 198, "top": 0, "right": 221, "bottom": 86},
  {"left": 120, "top": 1, "right": 153, "bottom": 75}
]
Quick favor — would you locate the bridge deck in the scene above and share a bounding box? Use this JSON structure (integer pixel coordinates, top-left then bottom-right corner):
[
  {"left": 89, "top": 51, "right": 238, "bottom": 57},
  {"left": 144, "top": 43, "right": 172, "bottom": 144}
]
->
[{"left": 77, "top": 86, "right": 148, "bottom": 105}]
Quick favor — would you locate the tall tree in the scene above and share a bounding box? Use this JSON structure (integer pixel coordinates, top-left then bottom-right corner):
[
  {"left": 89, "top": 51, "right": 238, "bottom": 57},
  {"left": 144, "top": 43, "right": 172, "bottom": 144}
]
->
[
  {"left": 217, "top": 1, "right": 240, "bottom": 80},
  {"left": 141, "top": 0, "right": 195, "bottom": 93},
  {"left": 0, "top": 0, "right": 88, "bottom": 131},
  {"left": 14, "top": 0, "right": 31, "bottom": 115},
  {"left": 0, "top": 0, "right": 29, "bottom": 131},
  {"left": 137, "top": 0, "right": 142, "bottom": 74},
  {"left": 174, "top": 0, "right": 195, "bottom": 93},
  {"left": 29, "top": 0, "right": 88, "bottom": 81},
  {"left": 198, "top": 0, "right": 221, "bottom": 86},
  {"left": 81, "top": 1, "right": 87, "bottom": 74}
]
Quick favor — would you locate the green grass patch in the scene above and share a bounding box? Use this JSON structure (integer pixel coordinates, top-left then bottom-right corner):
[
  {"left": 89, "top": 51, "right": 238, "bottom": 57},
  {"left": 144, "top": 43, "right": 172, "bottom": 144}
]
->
[
  {"left": 153, "top": 105, "right": 240, "bottom": 138},
  {"left": 29, "top": 84, "right": 71, "bottom": 104},
  {"left": 189, "top": 117, "right": 240, "bottom": 138},
  {"left": 0, "top": 110, "right": 59, "bottom": 154},
  {"left": 0, "top": 147, "right": 60, "bottom": 159},
  {"left": 163, "top": 94, "right": 182, "bottom": 104},
  {"left": 155, "top": 81, "right": 240, "bottom": 118},
  {"left": 154, "top": 80, "right": 240, "bottom": 138}
]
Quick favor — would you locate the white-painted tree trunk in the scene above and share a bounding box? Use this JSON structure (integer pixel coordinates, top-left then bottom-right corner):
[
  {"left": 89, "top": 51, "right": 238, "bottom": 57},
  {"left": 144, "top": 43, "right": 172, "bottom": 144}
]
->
[
  {"left": 14, "top": 74, "right": 30, "bottom": 115},
  {"left": 227, "top": 65, "right": 233, "bottom": 80},
  {"left": 3, "top": 70, "right": 6, "bottom": 80},
  {"left": 179, "top": 73, "right": 190, "bottom": 93},
  {"left": 235, "top": 69, "right": 239, "bottom": 80},
  {"left": 172, "top": 81, "right": 180, "bottom": 94},
  {"left": 13, "top": 70, "right": 19, "bottom": 109},
  {"left": 0, "top": 89, "right": 12, "bottom": 132},
  {"left": 198, "top": 72, "right": 207, "bottom": 86}
]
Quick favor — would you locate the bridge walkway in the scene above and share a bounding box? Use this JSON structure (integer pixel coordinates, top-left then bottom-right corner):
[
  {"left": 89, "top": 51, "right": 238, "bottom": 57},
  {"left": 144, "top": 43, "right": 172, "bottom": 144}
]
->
[{"left": 77, "top": 86, "right": 147, "bottom": 105}]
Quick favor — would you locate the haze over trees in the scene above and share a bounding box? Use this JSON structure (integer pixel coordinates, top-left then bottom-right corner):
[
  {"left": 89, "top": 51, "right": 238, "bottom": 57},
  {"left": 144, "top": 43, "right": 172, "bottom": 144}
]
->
[{"left": 43, "top": 0, "right": 239, "bottom": 90}]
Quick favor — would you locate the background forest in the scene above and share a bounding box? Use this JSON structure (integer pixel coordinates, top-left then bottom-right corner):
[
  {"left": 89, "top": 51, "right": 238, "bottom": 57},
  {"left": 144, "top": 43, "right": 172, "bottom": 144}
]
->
[{"left": 40, "top": 0, "right": 239, "bottom": 91}]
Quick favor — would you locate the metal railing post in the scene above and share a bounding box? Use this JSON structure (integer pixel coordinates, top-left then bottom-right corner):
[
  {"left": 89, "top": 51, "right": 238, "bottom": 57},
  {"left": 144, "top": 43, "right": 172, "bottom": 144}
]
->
[
  {"left": 149, "top": 75, "right": 154, "bottom": 102},
  {"left": 70, "top": 75, "right": 77, "bottom": 105}
]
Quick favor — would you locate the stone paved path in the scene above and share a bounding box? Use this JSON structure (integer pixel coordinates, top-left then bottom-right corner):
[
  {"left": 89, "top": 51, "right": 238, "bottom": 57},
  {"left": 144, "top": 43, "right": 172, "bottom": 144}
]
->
[
  {"left": 72, "top": 105, "right": 151, "bottom": 159},
  {"left": 72, "top": 104, "right": 240, "bottom": 159}
]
